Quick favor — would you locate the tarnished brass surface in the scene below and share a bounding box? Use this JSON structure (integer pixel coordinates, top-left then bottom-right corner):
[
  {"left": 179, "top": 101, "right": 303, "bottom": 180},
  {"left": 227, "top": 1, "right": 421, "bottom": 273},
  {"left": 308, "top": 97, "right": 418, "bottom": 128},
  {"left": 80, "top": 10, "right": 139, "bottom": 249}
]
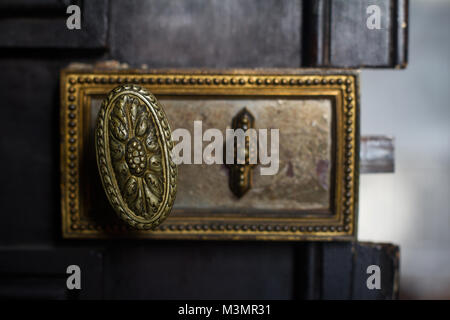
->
[
  {"left": 226, "top": 108, "right": 257, "bottom": 198},
  {"left": 95, "top": 85, "right": 177, "bottom": 229},
  {"left": 160, "top": 98, "right": 331, "bottom": 211},
  {"left": 60, "top": 69, "right": 359, "bottom": 240}
]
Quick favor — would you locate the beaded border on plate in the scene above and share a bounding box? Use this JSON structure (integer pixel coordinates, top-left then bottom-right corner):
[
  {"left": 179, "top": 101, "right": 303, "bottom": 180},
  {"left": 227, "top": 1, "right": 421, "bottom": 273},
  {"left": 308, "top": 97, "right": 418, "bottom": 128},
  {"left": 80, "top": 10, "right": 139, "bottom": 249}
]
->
[{"left": 62, "top": 73, "right": 357, "bottom": 239}]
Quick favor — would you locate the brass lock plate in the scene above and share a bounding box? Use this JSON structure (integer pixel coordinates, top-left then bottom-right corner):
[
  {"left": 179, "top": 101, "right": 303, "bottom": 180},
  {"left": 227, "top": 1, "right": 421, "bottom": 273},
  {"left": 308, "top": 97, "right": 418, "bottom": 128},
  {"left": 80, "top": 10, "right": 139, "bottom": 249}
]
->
[{"left": 60, "top": 68, "right": 359, "bottom": 240}]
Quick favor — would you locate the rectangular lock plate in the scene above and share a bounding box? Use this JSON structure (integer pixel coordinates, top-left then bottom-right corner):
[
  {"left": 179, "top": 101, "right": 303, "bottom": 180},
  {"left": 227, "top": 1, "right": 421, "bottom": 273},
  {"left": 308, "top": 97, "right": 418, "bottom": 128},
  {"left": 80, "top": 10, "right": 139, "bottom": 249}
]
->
[{"left": 60, "top": 68, "right": 359, "bottom": 240}]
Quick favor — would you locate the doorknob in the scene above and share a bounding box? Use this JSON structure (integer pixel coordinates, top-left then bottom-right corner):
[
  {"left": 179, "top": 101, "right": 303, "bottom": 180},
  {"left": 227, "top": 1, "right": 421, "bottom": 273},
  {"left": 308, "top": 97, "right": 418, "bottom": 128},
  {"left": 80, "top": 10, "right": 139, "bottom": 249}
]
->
[{"left": 95, "top": 85, "right": 177, "bottom": 230}]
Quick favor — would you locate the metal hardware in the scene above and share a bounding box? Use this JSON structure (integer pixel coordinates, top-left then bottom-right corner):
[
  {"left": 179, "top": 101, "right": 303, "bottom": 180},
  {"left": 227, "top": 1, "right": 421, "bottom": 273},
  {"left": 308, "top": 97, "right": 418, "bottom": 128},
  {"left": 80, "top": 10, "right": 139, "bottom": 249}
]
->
[
  {"left": 360, "top": 136, "right": 395, "bottom": 173},
  {"left": 95, "top": 85, "right": 177, "bottom": 230},
  {"left": 226, "top": 108, "right": 257, "bottom": 198},
  {"left": 60, "top": 69, "right": 359, "bottom": 241}
]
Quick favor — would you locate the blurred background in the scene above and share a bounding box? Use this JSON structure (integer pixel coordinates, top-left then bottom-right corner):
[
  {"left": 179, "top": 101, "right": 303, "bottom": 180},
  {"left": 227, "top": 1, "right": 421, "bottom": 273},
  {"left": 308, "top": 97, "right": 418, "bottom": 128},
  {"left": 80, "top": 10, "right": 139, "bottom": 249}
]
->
[{"left": 359, "top": 0, "right": 450, "bottom": 299}]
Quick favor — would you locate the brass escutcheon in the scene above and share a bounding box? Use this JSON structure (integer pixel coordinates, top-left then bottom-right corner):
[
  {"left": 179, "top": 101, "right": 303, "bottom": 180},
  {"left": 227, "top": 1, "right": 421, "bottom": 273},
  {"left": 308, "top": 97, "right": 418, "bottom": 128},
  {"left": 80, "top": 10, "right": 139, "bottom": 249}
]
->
[{"left": 95, "top": 85, "right": 177, "bottom": 230}]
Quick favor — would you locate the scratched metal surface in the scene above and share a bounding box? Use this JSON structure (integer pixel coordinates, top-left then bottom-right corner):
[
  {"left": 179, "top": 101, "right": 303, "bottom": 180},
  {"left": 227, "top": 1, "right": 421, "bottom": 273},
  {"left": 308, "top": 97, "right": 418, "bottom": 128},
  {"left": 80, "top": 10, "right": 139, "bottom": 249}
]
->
[{"left": 91, "top": 97, "right": 332, "bottom": 212}]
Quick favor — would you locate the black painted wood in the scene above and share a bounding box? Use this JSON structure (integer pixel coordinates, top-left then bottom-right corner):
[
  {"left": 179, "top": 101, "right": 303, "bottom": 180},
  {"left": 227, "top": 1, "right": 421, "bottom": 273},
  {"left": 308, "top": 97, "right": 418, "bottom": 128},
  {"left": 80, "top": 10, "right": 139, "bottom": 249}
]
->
[
  {"left": 303, "top": 0, "right": 408, "bottom": 68},
  {"left": 0, "top": 0, "right": 407, "bottom": 67},
  {"left": 103, "top": 242, "right": 294, "bottom": 299},
  {"left": 295, "top": 242, "right": 399, "bottom": 300},
  {"left": 0, "top": 243, "right": 399, "bottom": 299},
  {"left": 109, "top": 0, "right": 302, "bottom": 68},
  {"left": 352, "top": 242, "right": 399, "bottom": 299},
  {"left": 0, "top": 0, "right": 108, "bottom": 49},
  {"left": 0, "top": 248, "right": 103, "bottom": 299}
]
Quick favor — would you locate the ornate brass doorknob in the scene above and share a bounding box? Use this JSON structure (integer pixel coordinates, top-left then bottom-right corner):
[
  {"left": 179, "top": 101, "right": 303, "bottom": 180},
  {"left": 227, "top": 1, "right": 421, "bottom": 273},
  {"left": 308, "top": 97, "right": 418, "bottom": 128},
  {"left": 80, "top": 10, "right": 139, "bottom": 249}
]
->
[{"left": 95, "top": 85, "right": 177, "bottom": 230}]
